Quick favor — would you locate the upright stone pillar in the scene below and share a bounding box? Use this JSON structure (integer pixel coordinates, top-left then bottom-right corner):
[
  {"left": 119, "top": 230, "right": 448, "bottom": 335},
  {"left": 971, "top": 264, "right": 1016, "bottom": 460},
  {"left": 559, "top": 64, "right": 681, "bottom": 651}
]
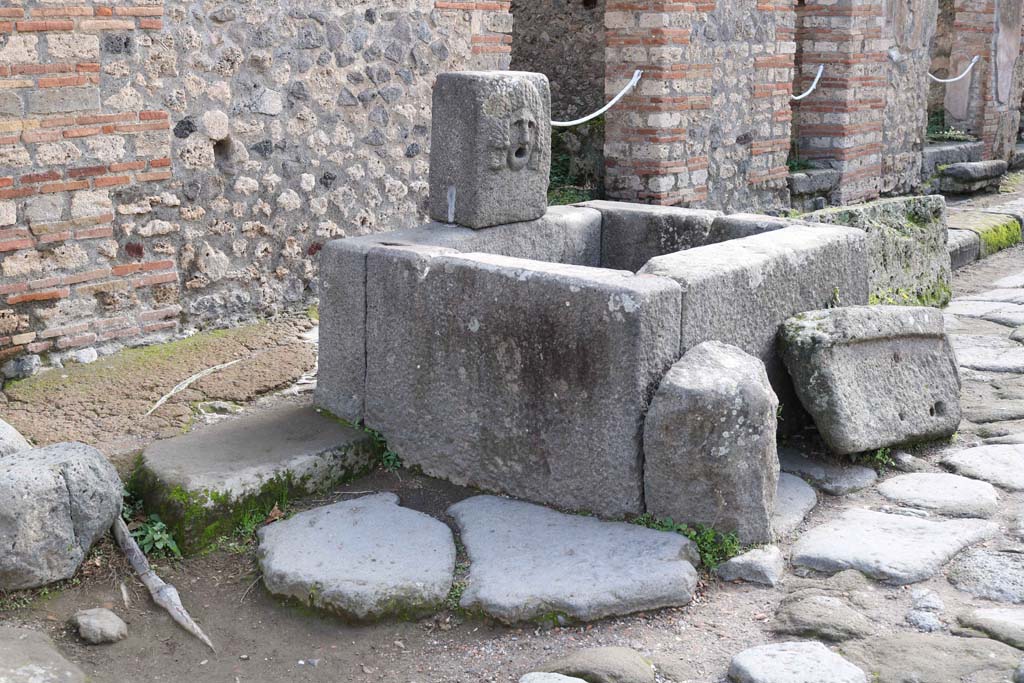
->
[
  {"left": 793, "top": 0, "right": 887, "bottom": 204},
  {"left": 946, "top": 0, "right": 1024, "bottom": 161},
  {"left": 603, "top": 0, "right": 795, "bottom": 213}
]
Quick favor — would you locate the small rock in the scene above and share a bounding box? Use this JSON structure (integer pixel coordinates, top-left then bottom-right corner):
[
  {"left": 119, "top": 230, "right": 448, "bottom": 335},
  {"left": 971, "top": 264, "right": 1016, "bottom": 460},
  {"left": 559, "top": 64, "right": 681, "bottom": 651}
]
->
[
  {"left": 717, "top": 546, "right": 785, "bottom": 586},
  {"left": 539, "top": 647, "right": 655, "bottom": 683},
  {"left": 71, "top": 608, "right": 127, "bottom": 644},
  {"left": 68, "top": 347, "right": 98, "bottom": 364},
  {"left": 911, "top": 587, "right": 944, "bottom": 612},
  {"left": 772, "top": 594, "right": 874, "bottom": 641},
  {"left": 778, "top": 448, "right": 877, "bottom": 495},
  {"left": 1, "top": 353, "right": 41, "bottom": 380},
  {"left": 0, "top": 417, "right": 30, "bottom": 457},
  {"left": 0, "top": 627, "right": 85, "bottom": 682},
  {"left": 728, "top": 641, "right": 866, "bottom": 683},
  {"left": 906, "top": 609, "right": 944, "bottom": 632},
  {"left": 196, "top": 400, "right": 241, "bottom": 416},
  {"left": 841, "top": 633, "right": 1020, "bottom": 681},
  {"left": 519, "top": 674, "right": 587, "bottom": 683},
  {"left": 891, "top": 450, "right": 931, "bottom": 473}
]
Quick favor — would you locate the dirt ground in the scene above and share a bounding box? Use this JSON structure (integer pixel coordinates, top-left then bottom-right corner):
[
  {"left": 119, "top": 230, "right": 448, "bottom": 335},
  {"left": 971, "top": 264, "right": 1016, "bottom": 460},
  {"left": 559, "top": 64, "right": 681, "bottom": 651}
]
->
[{"left": 3, "top": 204, "right": 1024, "bottom": 682}]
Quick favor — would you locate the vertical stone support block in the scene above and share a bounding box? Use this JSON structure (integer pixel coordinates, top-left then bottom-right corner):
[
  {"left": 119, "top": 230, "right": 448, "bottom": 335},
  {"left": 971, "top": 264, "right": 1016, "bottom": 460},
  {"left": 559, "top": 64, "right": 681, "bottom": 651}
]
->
[
  {"left": 793, "top": 0, "right": 886, "bottom": 204},
  {"left": 946, "top": 0, "right": 1024, "bottom": 161},
  {"left": 603, "top": 0, "right": 795, "bottom": 213}
]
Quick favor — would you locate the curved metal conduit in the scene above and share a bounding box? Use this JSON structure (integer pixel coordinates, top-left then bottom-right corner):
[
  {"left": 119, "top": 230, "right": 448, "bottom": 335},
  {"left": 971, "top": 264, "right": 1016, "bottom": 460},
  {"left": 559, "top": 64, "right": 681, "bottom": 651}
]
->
[
  {"left": 928, "top": 55, "right": 980, "bottom": 83},
  {"left": 791, "top": 65, "right": 825, "bottom": 101},
  {"left": 551, "top": 69, "right": 643, "bottom": 127}
]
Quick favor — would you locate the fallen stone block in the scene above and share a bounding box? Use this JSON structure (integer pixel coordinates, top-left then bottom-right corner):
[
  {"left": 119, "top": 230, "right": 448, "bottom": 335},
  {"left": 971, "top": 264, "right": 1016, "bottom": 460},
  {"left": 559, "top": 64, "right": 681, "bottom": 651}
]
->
[
  {"left": 780, "top": 306, "right": 961, "bottom": 454},
  {"left": 643, "top": 341, "right": 779, "bottom": 544},
  {"left": 579, "top": 200, "right": 721, "bottom": 272},
  {"left": 717, "top": 546, "right": 785, "bottom": 586},
  {"left": 921, "top": 141, "right": 984, "bottom": 177},
  {"left": 132, "top": 405, "right": 381, "bottom": 554},
  {"left": 257, "top": 493, "right": 454, "bottom": 619},
  {"left": 707, "top": 213, "right": 791, "bottom": 244},
  {"left": 947, "top": 209, "right": 1022, "bottom": 257},
  {"left": 0, "top": 627, "right": 85, "bottom": 683},
  {"left": 728, "top": 642, "right": 867, "bottom": 683},
  {"left": 0, "top": 417, "right": 30, "bottom": 457},
  {"left": 803, "top": 195, "right": 952, "bottom": 307},
  {"left": 0, "top": 442, "right": 121, "bottom": 591},
  {"left": 938, "top": 160, "right": 1008, "bottom": 194},
  {"left": 428, "top": 71, "right": 551, "bottom": 228},
  {"left": 639, "top": 224, "right": 869, "bottom": 424},
  {"left": 365, "top": 248, "right": 681, "bottom": 517},
  {"left": 315, "top": 206, "right": 602, "bottom": 423},
  {"left": 449, "top": 496, "right": 698, "bottom": 623},
  {"left": 791, "top": 508, "right": 997, "bottom": 585}
]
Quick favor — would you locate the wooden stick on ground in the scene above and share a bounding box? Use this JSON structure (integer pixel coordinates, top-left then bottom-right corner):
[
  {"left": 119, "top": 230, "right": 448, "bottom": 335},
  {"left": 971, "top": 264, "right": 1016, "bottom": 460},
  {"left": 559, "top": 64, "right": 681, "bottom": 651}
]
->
[{"left": 112, "top": 517, "right": 216, "bottom": 653}]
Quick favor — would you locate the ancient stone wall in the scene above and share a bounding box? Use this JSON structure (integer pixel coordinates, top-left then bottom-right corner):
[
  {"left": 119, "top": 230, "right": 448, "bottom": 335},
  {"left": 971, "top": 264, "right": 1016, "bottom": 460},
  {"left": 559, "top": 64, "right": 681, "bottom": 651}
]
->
[
  {"left": 602, "top": 0, "right": 795, "bottom": 213},
  {"left": 0, "top": 0, "right": 511, "bottom": 369}
]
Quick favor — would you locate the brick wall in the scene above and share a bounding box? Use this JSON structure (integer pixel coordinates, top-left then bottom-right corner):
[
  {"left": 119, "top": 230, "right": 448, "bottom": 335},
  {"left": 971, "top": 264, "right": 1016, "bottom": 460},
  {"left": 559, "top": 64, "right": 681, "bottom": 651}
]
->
[
  {"left": 0, "top": 0, "right": 511, "bottom": 372},
  {"left": 602, "top": 0, "right": 795, "bottom": 213}
]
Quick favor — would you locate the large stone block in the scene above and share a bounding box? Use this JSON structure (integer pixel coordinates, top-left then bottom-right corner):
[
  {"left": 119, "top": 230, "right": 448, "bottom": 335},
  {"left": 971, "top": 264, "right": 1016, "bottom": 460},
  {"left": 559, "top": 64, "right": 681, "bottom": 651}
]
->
[
  {"left": 780, "top": 306, "right": 961, "bottom": 455},
  {"left": 428, "top": 71, "right": 551, "bottom": 229},
  {"left": 579, "top": 200, "right": 721, "bottom": 272},
  {"left": 315, "top": 206, "right": 602, "bottom": 423},
  {"left": 363, "top": 248, "right": 682, "bottom": 517},
  {"left": 643, "top": 341, "right": 779, "bottom": 544},
  {"left": 803, "top": 196, "right": 952, "bottom": 306},
  {"left": 27, "top": 86, "right": 99, "bottom": 115},
  {"left": 638, "top": 224, "right": 869, "bottom": 420}
]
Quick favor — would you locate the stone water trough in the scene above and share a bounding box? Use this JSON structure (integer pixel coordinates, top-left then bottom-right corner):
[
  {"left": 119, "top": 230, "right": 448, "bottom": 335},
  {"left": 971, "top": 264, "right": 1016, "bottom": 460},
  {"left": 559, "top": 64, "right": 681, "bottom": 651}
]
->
[{"left": 315, "top": 71, "right": 958, "bottom": 542}]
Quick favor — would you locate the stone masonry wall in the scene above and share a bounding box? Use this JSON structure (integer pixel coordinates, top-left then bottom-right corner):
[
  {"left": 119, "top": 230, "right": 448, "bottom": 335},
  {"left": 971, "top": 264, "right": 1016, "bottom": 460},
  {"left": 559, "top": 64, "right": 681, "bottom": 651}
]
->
[
  {"left": 602, "top": 0, "right": 795, "bottom": 213},
  {"left": 0, "top": 0, "right": 511, "bottom": 369}
]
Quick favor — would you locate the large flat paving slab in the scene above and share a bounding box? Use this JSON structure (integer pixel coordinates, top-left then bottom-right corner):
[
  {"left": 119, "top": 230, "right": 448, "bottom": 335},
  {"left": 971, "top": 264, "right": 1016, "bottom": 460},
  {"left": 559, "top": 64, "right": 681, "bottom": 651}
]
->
[
  {"left": 876, "top": 472, "right": 999, "bottom": 518},
  {"left": 257, "top": 493, "right": 455, "bottom": 619},
  {"left": 448, "top": 495, "right": 699, "bottom": 623},
  {"left": 791, "top": 508, "right": 998, "bottom": 585},
  {"left": 772, "top": 473, "right": 817, "bottom": 537},
  {"left": 941, "top": 444, "right": 1024, "bottom": 490},
  {"left": 727, "top": 642, "right": 866, "bottom": 683},
  {"left": 135, "top": 405, "right": 379, "bottom": 553}
]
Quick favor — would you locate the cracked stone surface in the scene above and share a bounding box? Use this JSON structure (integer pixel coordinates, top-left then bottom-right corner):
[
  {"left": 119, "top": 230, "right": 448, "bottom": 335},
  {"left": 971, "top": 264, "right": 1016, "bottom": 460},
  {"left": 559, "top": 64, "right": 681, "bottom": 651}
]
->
[
  {"left": 449, "top": 495, "right": 699, "bottom": 623},
  {"left": 876, "top": 472, "right": 999, "bottom": 518},
  {"left": 257, "top": 493, "right": 455, "bottom": 620},
  {"left": 791, "top": 508, "right": 998, "bottom": 584}
]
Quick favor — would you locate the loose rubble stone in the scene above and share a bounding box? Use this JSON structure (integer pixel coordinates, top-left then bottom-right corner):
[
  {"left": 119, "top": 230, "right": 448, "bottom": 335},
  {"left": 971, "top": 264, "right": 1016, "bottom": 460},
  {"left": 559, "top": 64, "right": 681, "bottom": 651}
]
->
[
  {"left": 772, "top": 593, "right": 874, "bottom": 641},
  {"left": 840, "top": 633, "right": 1021, "bottom": 682},
  {"left": 791, "top": 508, "right": 997, "bottom": 585},
  {"left": 906, "top": 609, "right": 944, "bottom": 632},
  {"left": 0, "top": 442, "right": 121, "bottom": 591},
  {"left": 912, "top": 587, "right": 944, "bottom": 612},
  {"left": 0, "top": 627, "right": 85, "bottom": 683},
  {"left": 428, "top": 72, "right": 551, "bottom": 229},
  {"left": 717, "top": 546, "right": 785, "bottom": 586},
  {"left": 949, "top": 548, "right": 1024, "bottom": 603},
  {"left": 779, "top": 306, "right": 961, "bottom": 454},
  {"left": 538, "top": 647, "right": 655, "bottom": 683},
  {"left": 778, "top": 448, "right": 877, "bottom": 495},
  {"left": 0, "top": 417, "right": 30, "bottom": 457},
  {"left": 877, "top": 472, "right": 999, "bottom": 518},
  {"left": 644, "top": 341, "right": 779, "bottom": 543},
  {"left": 257, "top": 493, "right": 455, "bottom": 620},
  {"left": 449, "top": 496, "right": 699, "bottom": 623},
  {"left": 772, "top": 473, "right": 817, "bottom": 536},
  {"left": 727, "top": 642, "right": 866, "bottom": 683},
  {"left": 364, "top": 248, "right": 681, "bottom": 517},
  {"left": 71, "top": 607, "right": 128, "bottom": 644},
  {"left": 959, "top": 608, "right": 1024, "bottom": 648},
  {"left": 942, "top": 444, "right": 1024, "bottom": 490},
  {"left": 520, "top": 674, "right": 587, "bottom": 683}
]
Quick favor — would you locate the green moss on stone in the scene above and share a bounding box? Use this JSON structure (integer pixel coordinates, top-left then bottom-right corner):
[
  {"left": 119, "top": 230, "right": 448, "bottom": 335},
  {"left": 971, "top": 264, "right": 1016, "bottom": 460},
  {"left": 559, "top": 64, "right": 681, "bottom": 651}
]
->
[{"left": 978, "top": 218, "right": 1022, "bottom": 256}]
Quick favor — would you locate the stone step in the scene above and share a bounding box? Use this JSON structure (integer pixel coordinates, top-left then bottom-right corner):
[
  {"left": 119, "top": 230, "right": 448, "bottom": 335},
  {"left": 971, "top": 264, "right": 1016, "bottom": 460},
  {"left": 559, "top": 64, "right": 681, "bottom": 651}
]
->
[
  {"left": 947, "top": 229, "right": 980, "bottom": 270},
  {"left": 938, "top": 160, "right": 1008, "bottom": 194},
  {"left": 922, "top": 141, "right": 985, "bottom": 178},
  {"left": 131, "top": 404, "right": 381, "bottom": 553}
]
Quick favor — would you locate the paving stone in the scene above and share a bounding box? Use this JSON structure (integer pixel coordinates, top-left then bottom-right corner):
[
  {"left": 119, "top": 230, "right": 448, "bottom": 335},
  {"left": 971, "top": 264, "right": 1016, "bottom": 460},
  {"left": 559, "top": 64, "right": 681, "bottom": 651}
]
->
[
  {"left": 727, "top": 641, "right": 866, "bottom": 683},
  {"left": 520, "top": 674, "right": 587, "bottom": 683},
  {"left": 960, "top": 288, "right": 1024, "bottom": 305},
  {"left": 137, "top": 405, "right": 379, "bottom": 553},
  {"left": 791, "top": 508, "right": 998, "bottom": 585},
  {"left": 949, "top": 549, "right": 1024, "bottom": 603},
  {"left": 0, "top": 417, "right": 30, "bottom": 457},
  {"left": 772, "top": 594, "right": 874, "bottom": 641},
  {"left": 257, "top": 493, "right": 455, "bottom": 619},
  {"left": 948, "top": 228, "right": 981, "bottom": 270},
  {"left": 638, "top": 224, "right": 869, "bottom": 423},
  {"left": 448, "top": 496, "right": 699, "bottom": 623},
  {"left": 717, "top": 546, "right": 785, "bottom": 587},
  {"left": 779, "top": 306, "right": 961, "bottom": 454},
  {"left": 947, "top": 299, "right": 1024, "bottom": 327},
  {"left": 365, "top": 248, "right": 681, "bottom": 518},
  {"left": 537, "top": 647, "right": 655, "bottom": 683},
  {"left": 772, "top": 472, "right": 817, "bottom": 537},
  {"left": 0, "top": 442, "right": 122, "bottom": 591},
  {"left": 644, "top": 341, "right": 778, "bottom": 543},
  {"left": 0, "top": 626, "right": 85, "bottom": 683},
  {"left": 876, "top": 472, "right": 999, "bottom": 518},
  {"left": 840, "top": 633, "right": 1021, "bottom": 682},
  {"left": 778, "top": 448, "right": 877, "bottom": 495},
  {"left": 952, "top": 336, "right": 1024, "bottom": 373},
  {"left": 941, "top": 444, "right": 1024, "bottom": 490},
  {"left": 959, "top": 608, "right": 1024, "bottom": 648},
  {"left": 995, "top": 271, "right": 1024, "bottom": 288},
  {"left": 71, "top": 607, "right": 127, "bottom": 644}
]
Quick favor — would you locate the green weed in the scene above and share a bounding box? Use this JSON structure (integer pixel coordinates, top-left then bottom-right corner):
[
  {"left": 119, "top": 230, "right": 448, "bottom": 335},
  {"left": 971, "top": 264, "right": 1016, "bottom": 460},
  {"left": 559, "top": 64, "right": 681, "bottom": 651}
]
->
[{"left": 632, "top": 514, "right": 742, "bottom": 569}]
